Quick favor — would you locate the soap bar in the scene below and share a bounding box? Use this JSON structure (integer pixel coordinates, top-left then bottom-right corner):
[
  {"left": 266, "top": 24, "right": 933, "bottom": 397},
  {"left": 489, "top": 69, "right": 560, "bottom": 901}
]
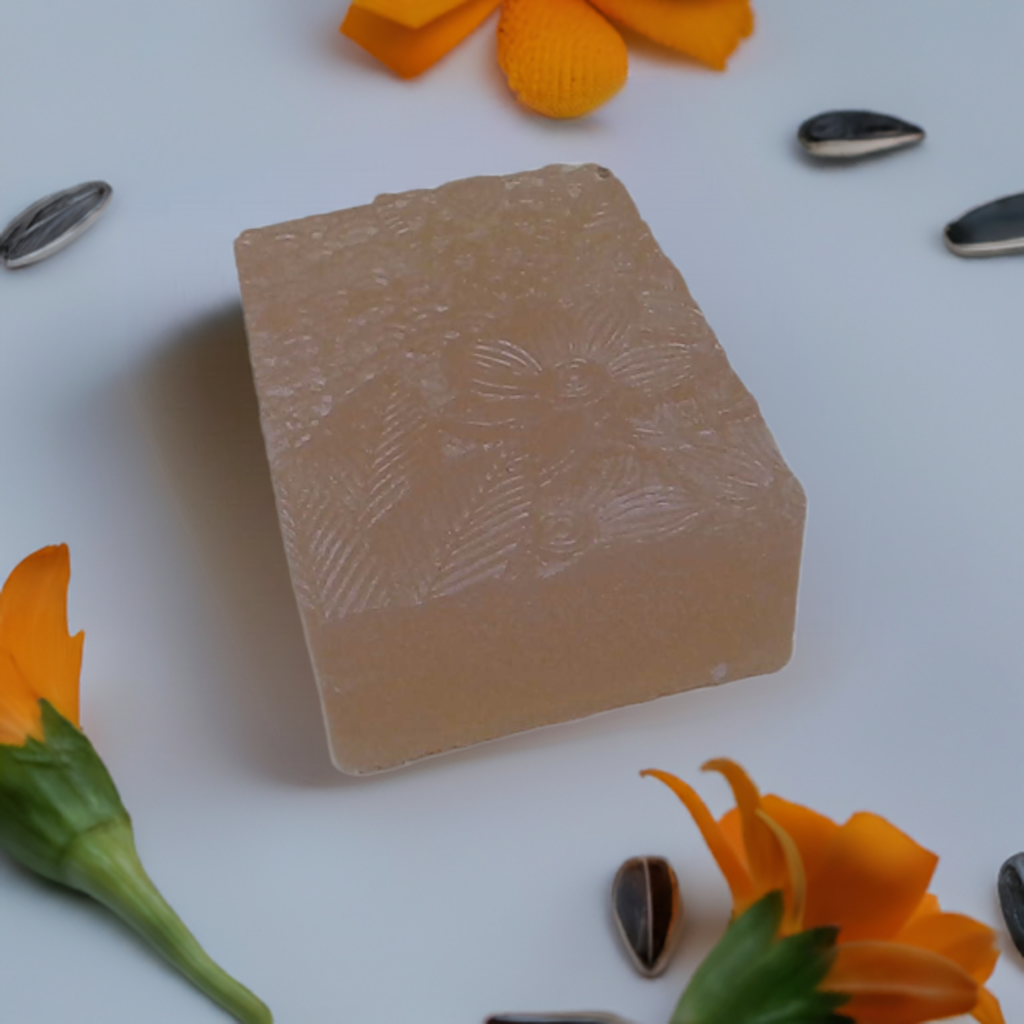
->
[{"left": 235, "top": 164, "right": 806, "bottom": 774}]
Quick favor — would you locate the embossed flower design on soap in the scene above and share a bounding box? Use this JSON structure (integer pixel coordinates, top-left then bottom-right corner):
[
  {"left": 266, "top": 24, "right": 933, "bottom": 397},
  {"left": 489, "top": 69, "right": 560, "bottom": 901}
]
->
[
  {"left": 442, "top": 299, "right": 692, "bottom": 479},
  {"left": 280, "top": 295, "right": 729, "bottom": 620}
]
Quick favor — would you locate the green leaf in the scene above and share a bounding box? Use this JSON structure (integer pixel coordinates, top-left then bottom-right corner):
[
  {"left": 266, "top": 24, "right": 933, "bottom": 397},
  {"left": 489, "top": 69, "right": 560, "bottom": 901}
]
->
[{"left": 672, "top": 892, "right": 852, "bottom": 1024}]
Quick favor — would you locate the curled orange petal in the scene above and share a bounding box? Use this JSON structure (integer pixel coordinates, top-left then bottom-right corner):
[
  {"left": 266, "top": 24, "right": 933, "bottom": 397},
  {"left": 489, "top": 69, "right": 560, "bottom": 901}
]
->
[
  {"left": 756, "top": 808, "right": 806, "bottom": 932},
  {"left": 341, "top": 0, "right": 499, "bottom": 78},
  {"left": 348, "top": 0, "right": 475, "bottom": 30},
  {"left": 804, "top": 812, "right": 938, "bottom": 941},
  {"left": 0, "top": 545, "right": 82, "bottom": 741},
  {"left": 703, "top": 759, "right": 787, "bottom": 896},
  {"left": 642, "top": 768, "right": 756, "bottom": 911},
  {"left": 895, "top": 912, "right": 999, "bottom": 985},
  {"left": 588, "top": 0, "right": 753, "bottom": 72},
  {"left": 497, "top": 0, "right": 628, "bottom": 119},
  {"left": 823, "top": 941, "right": 979, "bottom": 1024}
]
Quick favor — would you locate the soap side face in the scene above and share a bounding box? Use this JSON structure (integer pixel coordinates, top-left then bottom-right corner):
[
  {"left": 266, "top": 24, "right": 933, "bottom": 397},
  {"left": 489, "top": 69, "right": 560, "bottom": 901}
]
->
[{"left": 235, "top": 164, "right": 806, "bottom": 774}]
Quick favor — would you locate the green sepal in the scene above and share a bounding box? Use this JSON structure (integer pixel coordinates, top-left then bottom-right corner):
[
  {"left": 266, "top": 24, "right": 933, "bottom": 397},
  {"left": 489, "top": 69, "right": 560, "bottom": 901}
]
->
[
  {"left": 0, "top": 699, "right": 128, "bottom": 882},
  {"left": 0, "top": 700, "right": 273, "bottom": 1024},
  {"left": 672, "top": 892, "right": 852, "bottom": 1024}
]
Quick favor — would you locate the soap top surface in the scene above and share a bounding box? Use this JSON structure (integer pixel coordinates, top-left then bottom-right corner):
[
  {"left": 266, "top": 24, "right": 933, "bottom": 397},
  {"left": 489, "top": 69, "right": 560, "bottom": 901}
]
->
[{"left": 235, "top": 164, "right": 804, "bottom": 772}]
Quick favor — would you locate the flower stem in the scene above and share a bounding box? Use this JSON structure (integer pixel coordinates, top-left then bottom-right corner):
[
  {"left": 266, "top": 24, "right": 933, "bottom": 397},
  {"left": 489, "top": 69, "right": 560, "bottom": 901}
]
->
[{"left": 63, "top": 819, "right": 272, "bottom": 1024}]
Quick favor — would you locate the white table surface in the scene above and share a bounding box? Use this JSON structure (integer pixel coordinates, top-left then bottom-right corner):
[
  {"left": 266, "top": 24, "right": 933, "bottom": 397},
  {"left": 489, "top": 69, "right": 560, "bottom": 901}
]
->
[{"left": 3, "top": 1, "right": 1024, "bottom": 1021}]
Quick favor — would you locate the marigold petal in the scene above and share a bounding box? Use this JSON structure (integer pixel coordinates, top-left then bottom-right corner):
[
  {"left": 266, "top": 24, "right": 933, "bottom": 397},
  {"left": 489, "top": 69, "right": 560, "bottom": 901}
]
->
[
  {"left": 804, "top": 812, "right": 938, "bottom": 941},
  {"left": 823, "top": 941, "right": 979, "bottom": 1024},
  {"left": 761, "top": 794, "right": 839, "bottom": 886},
  {"left": 703, "top": 759, "right": 787, "bottom": 896},
  {"left": 348, "top": 0, "right": 474, "bottom": 30},
  {"left": 497, "top": 0, "right": 628, "bottom": 119},
  {"left": 756, "top": 809, "right": 806, "bottom": 932},
  {"left": 718, "top": 807, "right": 747, "bottom": 867},
  {"left": 894, "top": 912, "right": 999, "bottom": 984},
  {"left": 642, "top": 769, "right": 756, "bottom": 911},
  {"left": 0, "top": 545, "right": 82, "bottom": 732},
  {"left": 902, "top": 893, "right": 941, "bottom": 927},
  {"left": 341, "top": 0, "right": 498, "bottom": 78},
  {"left": 588, "top": 0, "right": 753, "bottom": 72},
  {"left": 0, "top": 648, "right": 44, "bottom": 744},
  {"left": 972, "top": 987, "right": 1006, "bottom": 1024}
]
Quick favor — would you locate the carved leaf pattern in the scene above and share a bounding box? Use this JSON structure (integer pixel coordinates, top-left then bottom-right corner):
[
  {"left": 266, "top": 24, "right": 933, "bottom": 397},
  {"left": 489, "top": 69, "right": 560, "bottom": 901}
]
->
[
  {"left": 287, "top": 373, "right": 434, "bottom": 619},
  {"left": 398, "top": 448, "right": 534, "bottom": 601},
  {"left": 297, "top": 475, "right": 386, "bottom": 620}
]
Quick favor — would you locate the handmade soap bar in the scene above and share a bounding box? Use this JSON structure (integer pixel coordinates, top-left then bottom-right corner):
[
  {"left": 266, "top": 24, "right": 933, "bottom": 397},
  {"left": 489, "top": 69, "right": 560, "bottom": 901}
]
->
[{"left": 235, "top": 164, "right": 806, "bottom": 774}]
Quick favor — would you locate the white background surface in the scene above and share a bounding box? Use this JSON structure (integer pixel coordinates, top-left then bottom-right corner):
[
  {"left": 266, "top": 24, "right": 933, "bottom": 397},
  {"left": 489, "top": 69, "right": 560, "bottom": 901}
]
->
[{"left": 3, "top": 1, "right": 1024, "bottom": 1021}]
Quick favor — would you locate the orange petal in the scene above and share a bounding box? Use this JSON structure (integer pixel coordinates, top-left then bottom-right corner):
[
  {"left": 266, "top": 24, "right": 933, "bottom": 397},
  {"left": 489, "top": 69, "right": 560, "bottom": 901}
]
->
[
  {"left": 804, "top": 812, "right": 938, "bottom": 941},
  {"left": 761, "top": 794, "right": 839, "bottom": 886},
  {"left": 497, "top": 0, "right": 628, "bottom": 119},
  {"left": 894, "top": 912, "right": 999, "bottom": 984},
  {"left": 902, "top": 893, "right": 941, "bottom": 927},
  {"left": 0, "top": 546, "right": 82, "bottom": 734},
  {"left": 823, "top": 941, "right": 979, "bottom": 1024},
  {"left": 718, "top": 807, "right": 747, "bottom": 868},
  {"left": 588, "top": 0, "right": 753, "bottom": 72},
  {"left": 341, "top": 0, "right": 499, "bottom": 78},
  {"left": 349, "top": 0, "right": 475, "bottom": 30},
  {"left": 972, "top": 987, "right": 1006, "bottom": 1024},
  {"left": 703, "top": 759, "right": 787, "bottom": 895},
  {"left": 757, "top": 808, "right": 807, "bottom": 932},
  {"left": 0, "top": 648, "right": 44, "bottom": 744},
  {"left": 642, "top": 769, "right": 756, "bottom": 911}
]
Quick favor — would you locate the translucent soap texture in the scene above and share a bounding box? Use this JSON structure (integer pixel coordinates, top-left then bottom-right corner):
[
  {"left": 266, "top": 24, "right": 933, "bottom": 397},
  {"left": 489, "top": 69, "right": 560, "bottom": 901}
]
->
[{"left": 234, "top": 164, "right": 806, "bottom": 774}]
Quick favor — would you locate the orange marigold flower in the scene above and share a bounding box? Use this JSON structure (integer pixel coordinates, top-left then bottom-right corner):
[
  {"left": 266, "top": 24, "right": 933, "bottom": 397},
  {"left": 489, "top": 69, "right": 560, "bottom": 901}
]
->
[
  {"left": 340, "top": 0, "right": 754, "bottom": 118},
  {"left": 645, "top": 760, "right": 1005, "bottom": 1024}
]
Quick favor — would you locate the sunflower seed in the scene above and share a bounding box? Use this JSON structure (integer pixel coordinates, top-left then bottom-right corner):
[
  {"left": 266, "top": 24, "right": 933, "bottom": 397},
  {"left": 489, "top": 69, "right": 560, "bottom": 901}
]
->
[
  {"left": 798, "top": 110, "right": 925, "bottom": 159},
  {"left": 486, "top": 1015, "right": 637, "bottom": 1024},
  {"left": 998, "top": 853, "right": 1024, "bottom": 955},
  {"left": 1, "top": 180, "right": 113, "bottom": 269},
  {"left": 611, "top": 855, "right": 682, "bottom": 977},
  {"left": 944, "top": 192, "right": 1024, "bottom": 258}
]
